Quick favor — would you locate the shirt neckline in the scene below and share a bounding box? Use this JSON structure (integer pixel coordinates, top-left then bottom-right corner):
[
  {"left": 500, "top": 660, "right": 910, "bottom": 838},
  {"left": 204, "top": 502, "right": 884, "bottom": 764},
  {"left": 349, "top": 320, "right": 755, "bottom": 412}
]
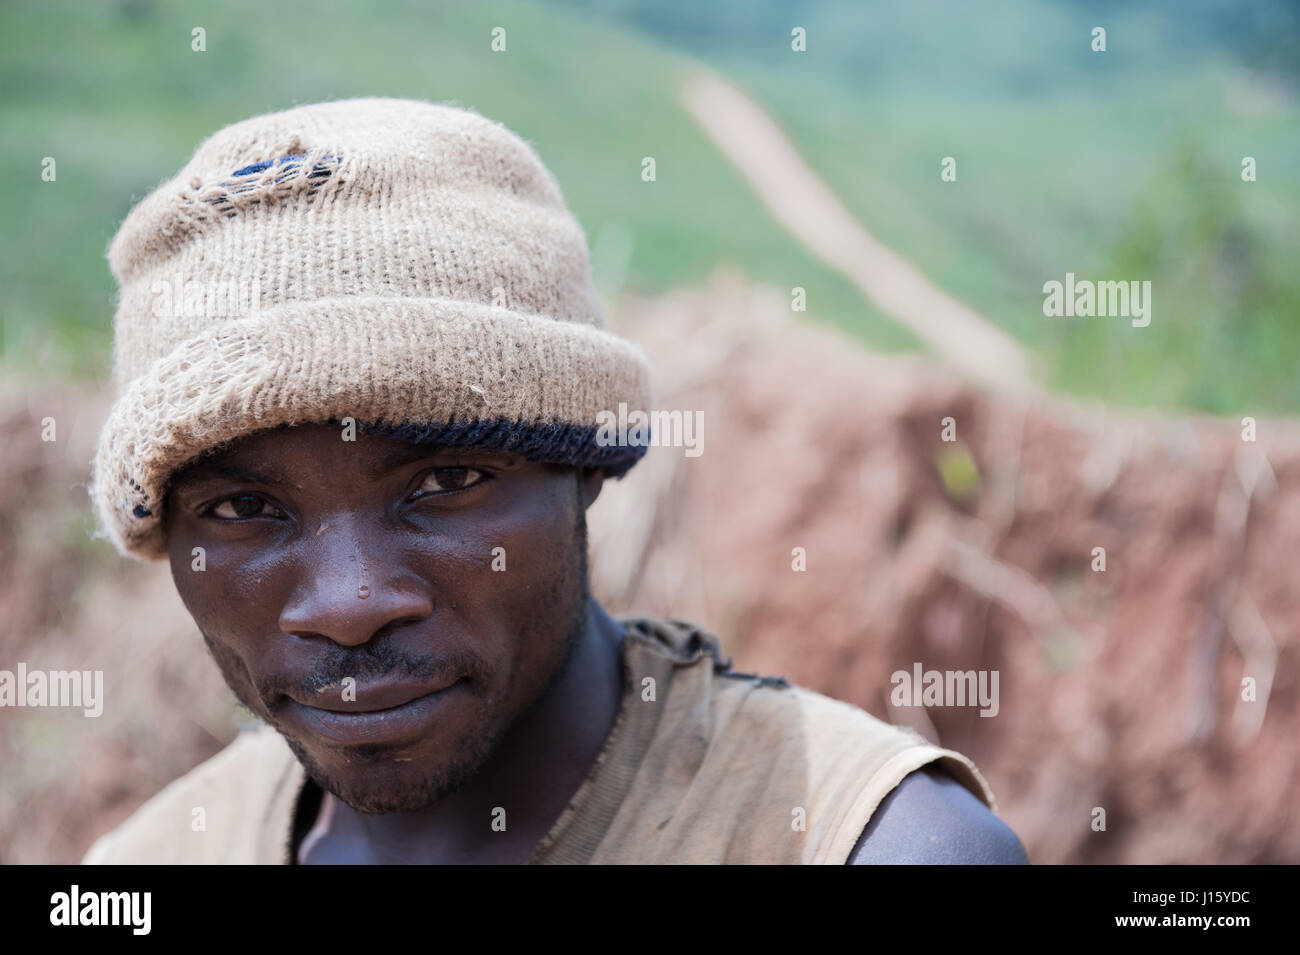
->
[{"left": 522, "top": 639, "right": 636, "bottom": 864}]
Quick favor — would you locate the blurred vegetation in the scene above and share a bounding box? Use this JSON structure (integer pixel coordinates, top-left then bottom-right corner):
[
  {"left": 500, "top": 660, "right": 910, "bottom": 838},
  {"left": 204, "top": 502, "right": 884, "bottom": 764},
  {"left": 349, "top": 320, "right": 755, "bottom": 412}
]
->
[
  {"left": 0, "top": 0, "right": 917, "bottom": 385},
  {"left": 1, "top": 0, "right": 1296, "bottom": 412},
  {"left": 556, "top": 0, "right": 1300, "bottom": 414}
]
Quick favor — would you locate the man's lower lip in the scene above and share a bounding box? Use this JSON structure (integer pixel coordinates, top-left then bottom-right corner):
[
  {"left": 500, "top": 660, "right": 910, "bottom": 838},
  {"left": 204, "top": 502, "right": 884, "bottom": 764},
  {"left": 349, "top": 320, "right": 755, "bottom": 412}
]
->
[{"left": 283, "top": 682, "right": 464, "bottom": 745}]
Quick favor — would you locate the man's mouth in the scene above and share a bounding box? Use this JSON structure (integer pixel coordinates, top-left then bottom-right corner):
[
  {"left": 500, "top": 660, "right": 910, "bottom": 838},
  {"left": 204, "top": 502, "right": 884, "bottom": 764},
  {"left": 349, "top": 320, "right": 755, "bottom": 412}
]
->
[
  {"left": 293, "top": 678, "right": 459, "bottom": 714},
  {"left": 279, "top": 678, "right": 466, "bottom": 746}
]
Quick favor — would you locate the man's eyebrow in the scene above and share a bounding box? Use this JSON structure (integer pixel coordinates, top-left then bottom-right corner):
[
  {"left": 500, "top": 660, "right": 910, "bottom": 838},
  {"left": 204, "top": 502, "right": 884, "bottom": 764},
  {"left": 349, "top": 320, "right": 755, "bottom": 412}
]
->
[
  {"left": 360, "top": 441, "right": 468, "bottom": 478},
  {"left": 174, "top": 461, "right": 284, "bottom": 485},
  {"left": 361, "top": 441, "right": 528, "bottom": 479},
  {"left": 174, "top": 443, "right": 497, "bottom": 486}
]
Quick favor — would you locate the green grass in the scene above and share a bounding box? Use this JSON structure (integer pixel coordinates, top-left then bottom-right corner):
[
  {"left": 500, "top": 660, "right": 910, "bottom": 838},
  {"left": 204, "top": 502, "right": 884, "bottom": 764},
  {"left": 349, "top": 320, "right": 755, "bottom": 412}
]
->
[
  {"left": 0, "top": 0, "right": 918, "bottom": 387},
  {"left": 746, "top": 73, "right": 1300, "bottom": 414},
  {"left": 2, "top": 0, "right": 1297, "bottom": 412},
  {"left": 556, "top": 0, "right": 1300, "bottom": 414}
]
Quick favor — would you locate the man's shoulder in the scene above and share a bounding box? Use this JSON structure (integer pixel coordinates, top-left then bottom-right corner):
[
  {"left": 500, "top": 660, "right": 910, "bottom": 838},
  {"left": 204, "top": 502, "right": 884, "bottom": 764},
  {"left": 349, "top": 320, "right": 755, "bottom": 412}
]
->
[
  {"left": 621, "top": 613, "right": 998, "bottom": 801},
  {"left": 611, "top": 617, "right": 1002, "bottom": 861},
  {"left": 709, "top": 665, "right": 998, "bottom": 806},
  {"left": 81, "top": 723, "right": 297, "bottom": 864},
  {"left": 848, "top": 764, "right": 1029, "bottom": 864},
  {"left": 711, "top": 673, "right": 1027, "bottom": 863},
  {"left": 722, "top": 678, "right": 1022, "bottom": 863}
]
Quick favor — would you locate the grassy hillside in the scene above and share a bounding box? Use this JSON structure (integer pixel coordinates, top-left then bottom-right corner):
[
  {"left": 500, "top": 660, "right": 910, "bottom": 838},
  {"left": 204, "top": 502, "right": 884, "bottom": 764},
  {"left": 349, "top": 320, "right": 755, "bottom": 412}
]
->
[
  {"left": 2, "top": 0, "right": 1296, "bottom": 413},
  {"left": 0, "top": 0, "right": 919, "bottom": 383},
  {"left": 558, "top": 0, "right": 1300, "bottom": 414}
]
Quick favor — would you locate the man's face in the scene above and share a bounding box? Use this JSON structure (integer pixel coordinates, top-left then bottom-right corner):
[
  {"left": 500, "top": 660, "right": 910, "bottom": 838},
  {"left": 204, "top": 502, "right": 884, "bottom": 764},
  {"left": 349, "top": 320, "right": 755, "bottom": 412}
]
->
[{"left": 163, "top": 422, "right": 597, "bottom": 814}]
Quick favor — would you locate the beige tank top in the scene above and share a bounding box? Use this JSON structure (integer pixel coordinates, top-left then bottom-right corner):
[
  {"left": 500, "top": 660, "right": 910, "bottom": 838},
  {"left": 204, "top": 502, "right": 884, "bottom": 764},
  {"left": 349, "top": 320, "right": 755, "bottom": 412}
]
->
[{"left": 82, "top": 614, "right": 995, "bottom": 864}]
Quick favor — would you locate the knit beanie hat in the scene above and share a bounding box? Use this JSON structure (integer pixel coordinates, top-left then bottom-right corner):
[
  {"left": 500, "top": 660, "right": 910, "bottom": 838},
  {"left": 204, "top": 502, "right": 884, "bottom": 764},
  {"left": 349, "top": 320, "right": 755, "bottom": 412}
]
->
[{"left": 90, "top": 97, "right": 653, "bottom": 562}]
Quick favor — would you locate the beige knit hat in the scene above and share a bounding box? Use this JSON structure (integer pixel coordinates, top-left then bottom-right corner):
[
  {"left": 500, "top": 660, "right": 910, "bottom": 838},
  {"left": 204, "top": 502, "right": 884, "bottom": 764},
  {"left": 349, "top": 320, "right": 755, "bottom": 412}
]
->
[{"left": 90, "top": 97, "right": 653, "bottom": 562}]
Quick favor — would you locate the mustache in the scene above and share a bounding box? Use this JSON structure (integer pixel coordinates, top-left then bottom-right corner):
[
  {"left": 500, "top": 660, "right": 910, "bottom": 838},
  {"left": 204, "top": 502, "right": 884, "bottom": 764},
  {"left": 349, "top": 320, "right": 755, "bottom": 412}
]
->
[{"left": 260, "top": 639, "right": 489, "bottom": 701}]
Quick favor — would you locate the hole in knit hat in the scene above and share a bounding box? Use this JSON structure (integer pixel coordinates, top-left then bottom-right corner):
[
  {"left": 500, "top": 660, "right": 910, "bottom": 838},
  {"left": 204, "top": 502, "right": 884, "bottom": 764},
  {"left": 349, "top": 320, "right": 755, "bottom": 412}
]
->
[{"left": 199, "top": 152, "right": 344, "bottom": 217}]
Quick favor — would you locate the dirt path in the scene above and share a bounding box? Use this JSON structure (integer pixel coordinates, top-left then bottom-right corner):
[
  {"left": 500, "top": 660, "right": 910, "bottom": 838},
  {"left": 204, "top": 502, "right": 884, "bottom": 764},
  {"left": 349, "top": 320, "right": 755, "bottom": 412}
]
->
[{"left": 679, "top": 70, "right": 1034, "bottom": 391}]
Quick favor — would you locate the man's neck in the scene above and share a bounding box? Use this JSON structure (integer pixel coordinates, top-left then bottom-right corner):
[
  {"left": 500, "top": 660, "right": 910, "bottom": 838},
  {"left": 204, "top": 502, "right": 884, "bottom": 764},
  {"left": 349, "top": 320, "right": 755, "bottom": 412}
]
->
[{"left": 296, "top": 598, "right": 627, "bottom": 864}]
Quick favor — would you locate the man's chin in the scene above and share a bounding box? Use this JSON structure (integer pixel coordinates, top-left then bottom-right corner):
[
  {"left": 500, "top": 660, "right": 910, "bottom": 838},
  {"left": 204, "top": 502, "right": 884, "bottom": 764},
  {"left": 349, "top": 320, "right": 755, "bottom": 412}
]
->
[
  {"left": 325, "top": 778, "right": 456, "bottom": 815},
  {"left": 279, "top": 728, "right": 494, "bottom": 814}
]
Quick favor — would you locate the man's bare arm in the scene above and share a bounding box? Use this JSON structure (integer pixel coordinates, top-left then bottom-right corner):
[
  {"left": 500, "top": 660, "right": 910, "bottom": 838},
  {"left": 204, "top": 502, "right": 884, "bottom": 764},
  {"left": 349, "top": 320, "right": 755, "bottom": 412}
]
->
[{"left": 848, "top": 765, "right": 1029, "bottom": 864}]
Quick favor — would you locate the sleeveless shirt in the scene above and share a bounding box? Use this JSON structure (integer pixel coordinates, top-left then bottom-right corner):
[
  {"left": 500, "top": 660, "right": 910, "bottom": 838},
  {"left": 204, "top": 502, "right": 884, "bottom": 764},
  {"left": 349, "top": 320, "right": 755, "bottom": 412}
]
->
[{"left": 81, "top": 614, "right": 996, "bottom": 864}]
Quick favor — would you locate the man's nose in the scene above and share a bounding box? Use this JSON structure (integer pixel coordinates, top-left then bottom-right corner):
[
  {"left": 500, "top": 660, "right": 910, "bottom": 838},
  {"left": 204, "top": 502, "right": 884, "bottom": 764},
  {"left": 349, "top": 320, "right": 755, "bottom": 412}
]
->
[{"left": 277, "top": 521, "right": 434, "bottom": 647}]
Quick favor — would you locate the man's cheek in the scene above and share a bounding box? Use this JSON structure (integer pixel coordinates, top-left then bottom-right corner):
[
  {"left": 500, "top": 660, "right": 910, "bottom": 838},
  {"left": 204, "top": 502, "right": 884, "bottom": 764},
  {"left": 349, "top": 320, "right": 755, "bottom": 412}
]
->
[
  {"left": 178, "top": 546, "right": 290, "bottom": 637},
  {"left": 493, "top": 540, "right": 567, "bottom": 621},
  {"left": 172, "top": 563, "right": 241, "bottom": 639},
  {"left": 170, "top": 537, "right": 237, "bottom": 619},
  {"left": 177, "top": 577, "right": 223, "bottom": 629},
  {"left": 201, "top": 631, "right": 268, "bottom": 714}
]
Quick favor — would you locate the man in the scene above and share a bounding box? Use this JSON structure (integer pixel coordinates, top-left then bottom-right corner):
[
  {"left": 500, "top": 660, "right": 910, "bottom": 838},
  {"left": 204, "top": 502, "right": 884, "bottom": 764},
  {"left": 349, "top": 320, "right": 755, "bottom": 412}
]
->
[{"left": 83, "top": 97, "right": 1027, "bottom": 864}]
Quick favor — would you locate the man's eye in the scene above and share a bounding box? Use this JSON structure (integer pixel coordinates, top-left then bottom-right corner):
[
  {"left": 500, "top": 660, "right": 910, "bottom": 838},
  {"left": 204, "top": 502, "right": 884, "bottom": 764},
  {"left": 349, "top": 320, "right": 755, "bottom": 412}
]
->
[
  {"left": 415, "top": 467, "right": 487, "bottom": 496},
  {"left": 208, "top": 495, "right": 282, "bottom": 520}
]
